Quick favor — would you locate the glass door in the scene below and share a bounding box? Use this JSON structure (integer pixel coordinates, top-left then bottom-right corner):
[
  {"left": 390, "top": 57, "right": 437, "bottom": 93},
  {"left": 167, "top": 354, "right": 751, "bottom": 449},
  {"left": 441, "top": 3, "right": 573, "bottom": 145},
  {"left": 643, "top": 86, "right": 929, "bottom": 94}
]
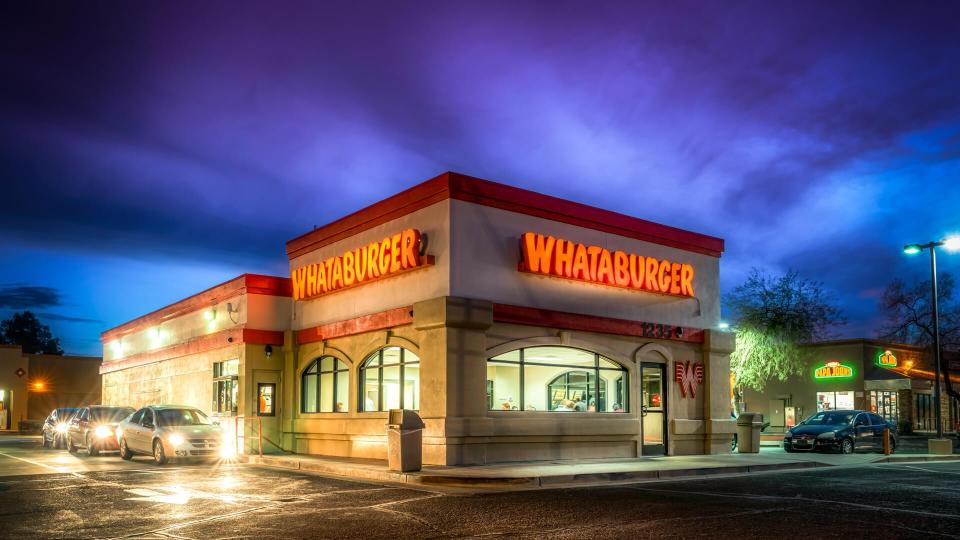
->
[{"left": 641, "top": 363, "right": 666, "bottom": 455}]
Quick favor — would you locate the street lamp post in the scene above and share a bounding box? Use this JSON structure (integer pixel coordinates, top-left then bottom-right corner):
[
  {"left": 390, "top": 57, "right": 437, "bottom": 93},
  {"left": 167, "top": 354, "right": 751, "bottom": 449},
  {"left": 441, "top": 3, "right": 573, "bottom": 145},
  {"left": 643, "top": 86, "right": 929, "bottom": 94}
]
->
[{"left": 903, "top": 236, "right": 960, "bottom": 440}]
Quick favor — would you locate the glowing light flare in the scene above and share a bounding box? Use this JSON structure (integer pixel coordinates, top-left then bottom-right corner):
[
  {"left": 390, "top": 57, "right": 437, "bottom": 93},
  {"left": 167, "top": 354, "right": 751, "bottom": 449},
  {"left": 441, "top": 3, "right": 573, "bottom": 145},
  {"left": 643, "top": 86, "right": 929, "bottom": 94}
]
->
[
  {"left": 32, "top": 380, "right": 46, "bottom": 391},
  {"left": 55, "top": 423, "right": 69, "bottom": 433},
  {"left": 168, "top": 433, "right": 184, "bottom": 447},
  {"left": 944, "top": 236, "right": 960, "bottom": 252},
  {"left": 203, "top": 308, "right": 217, "bottom": 321},
  {"left": 94, "top": 425, "right": 112, "bottom": 438},
  {"left": 903, "top": 244, "right": 922, "bottom": 255}
]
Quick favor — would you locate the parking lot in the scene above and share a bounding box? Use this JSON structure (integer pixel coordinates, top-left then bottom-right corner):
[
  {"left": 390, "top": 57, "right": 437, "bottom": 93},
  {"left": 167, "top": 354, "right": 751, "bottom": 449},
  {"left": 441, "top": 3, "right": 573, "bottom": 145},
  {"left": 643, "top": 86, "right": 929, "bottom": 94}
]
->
[{"left": 2, "top": 435, "right": 960, "bottom": 539}]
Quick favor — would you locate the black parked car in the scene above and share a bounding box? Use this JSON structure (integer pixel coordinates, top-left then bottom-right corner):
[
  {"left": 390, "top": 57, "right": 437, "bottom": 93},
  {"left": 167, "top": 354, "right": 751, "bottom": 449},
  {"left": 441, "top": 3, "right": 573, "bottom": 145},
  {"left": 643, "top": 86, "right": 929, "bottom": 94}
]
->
[
  {"left": 41, "top": 408, "right": 79, "bottom": 449},
  {"left": 783, "top": 410, "right": 897, "bottom": 454}
]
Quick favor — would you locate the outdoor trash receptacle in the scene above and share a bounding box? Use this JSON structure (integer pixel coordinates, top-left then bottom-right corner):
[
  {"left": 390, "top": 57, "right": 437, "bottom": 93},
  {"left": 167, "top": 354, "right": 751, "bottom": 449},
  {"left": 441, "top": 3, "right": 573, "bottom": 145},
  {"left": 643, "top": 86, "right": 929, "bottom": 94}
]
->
[
  {"left": 387, "top": 409, "right": 425, "bottom": 472},
  {"left": 736, "top": 413, "right": 763, "bottom": 453}
]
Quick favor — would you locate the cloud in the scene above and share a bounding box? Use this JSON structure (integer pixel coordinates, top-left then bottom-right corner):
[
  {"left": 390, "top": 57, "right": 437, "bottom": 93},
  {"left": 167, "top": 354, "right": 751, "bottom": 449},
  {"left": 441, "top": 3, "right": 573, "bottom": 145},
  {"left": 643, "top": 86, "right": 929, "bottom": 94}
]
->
[
  {"left": 36, "top": 313, "right": 102, "bottom": 324},
  {"left": 0, "top": 285, "right": 61, "bottom": 309}
]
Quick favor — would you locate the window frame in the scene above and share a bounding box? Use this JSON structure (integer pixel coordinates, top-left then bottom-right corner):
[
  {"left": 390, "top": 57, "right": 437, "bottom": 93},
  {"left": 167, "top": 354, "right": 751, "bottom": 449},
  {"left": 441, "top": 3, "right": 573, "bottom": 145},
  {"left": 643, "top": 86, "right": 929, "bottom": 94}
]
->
[
  {"left": 358, "top": 347, "right": 420, "bottom": 412},
  {"left": 212, "top": 359, "right": 240, "bottom": 415},
  {"left": 300, "top": 356, "right": 350, "bottom": 413},
  {"left": 487, "top": 346, "right": 630, "bottom": 413}
]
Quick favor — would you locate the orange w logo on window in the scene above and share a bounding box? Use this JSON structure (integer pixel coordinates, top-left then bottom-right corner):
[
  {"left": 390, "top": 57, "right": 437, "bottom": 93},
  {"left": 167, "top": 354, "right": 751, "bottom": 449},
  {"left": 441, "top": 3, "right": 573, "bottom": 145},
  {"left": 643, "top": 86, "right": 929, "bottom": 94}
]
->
[{"left": 674, "top": 361, "right": 704, "bottom": 398}]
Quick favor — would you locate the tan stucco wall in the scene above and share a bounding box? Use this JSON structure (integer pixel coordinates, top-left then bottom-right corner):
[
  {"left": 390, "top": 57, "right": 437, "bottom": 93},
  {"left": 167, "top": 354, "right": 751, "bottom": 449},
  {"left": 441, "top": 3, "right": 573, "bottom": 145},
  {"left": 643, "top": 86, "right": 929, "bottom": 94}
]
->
[
  {"left": 102, "top": 344, "right": 242, "bottom": 411},
  {"left": 281, "top": 296, "right": 733, "bottom": 465}
]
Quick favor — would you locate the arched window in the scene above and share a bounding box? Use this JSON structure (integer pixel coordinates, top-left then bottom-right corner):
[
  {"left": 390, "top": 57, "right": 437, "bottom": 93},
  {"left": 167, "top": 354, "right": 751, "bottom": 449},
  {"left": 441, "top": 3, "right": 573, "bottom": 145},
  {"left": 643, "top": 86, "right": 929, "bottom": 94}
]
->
[
  {"left": 301, "top": 356, "right": 349, "bottom": 413},
  {"left": 487, "top": 346, "right": 629, "bottom": 413},
  {"left": 358, "top": 347, "right": 420, "bottom": 412}
]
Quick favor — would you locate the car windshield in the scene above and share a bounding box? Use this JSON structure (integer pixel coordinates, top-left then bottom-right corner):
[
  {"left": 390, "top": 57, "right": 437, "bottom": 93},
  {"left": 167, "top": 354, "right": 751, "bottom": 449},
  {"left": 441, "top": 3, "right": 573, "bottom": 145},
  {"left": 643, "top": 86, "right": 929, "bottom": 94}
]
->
[
  {"left": 156, "top": 408, "right": 212, "bottom": 427},
  {"left": 803, "top": 412, "right": 854, "bottom": 426},
  {"left": 57, "top": 408, "right": 78, "bottom": 420},
  {"left": 90, "top": 407, "right": 135, "bottom": 423}
]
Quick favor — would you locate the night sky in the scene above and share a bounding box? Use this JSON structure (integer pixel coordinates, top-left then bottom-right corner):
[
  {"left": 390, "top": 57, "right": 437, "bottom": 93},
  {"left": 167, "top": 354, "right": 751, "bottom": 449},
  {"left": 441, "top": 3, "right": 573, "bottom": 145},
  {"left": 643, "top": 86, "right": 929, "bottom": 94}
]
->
[{"left": 2, "top": 1, "right": 959, "bottom": 355}]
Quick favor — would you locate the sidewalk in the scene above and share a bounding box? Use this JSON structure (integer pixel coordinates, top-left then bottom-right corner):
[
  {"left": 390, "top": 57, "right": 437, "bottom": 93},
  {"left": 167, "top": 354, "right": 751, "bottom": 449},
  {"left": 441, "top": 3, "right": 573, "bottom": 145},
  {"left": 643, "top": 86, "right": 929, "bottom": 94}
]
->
[{"left": 243, "top": 448, "right": 960, "bottom": 491}]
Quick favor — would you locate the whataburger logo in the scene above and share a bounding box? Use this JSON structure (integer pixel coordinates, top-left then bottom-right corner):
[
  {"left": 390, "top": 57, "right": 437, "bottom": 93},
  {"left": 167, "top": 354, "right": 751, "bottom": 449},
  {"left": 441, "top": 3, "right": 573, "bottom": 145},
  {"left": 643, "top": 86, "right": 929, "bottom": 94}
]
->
[
  {"left": 518, "top": 232, "right": 696, "bottom": 297},
  {"left": 291, "top": 228, "right": 431, "bottom": 301}
]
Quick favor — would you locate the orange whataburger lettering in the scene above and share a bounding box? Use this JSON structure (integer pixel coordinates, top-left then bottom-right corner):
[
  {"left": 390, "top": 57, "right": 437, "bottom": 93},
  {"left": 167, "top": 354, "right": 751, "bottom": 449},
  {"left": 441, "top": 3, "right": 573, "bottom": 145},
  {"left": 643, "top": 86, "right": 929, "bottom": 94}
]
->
[
  {"left": 291, "top": 228, "right": 431, "bottom": 301},
  {"left": 518, "top": 232, "right": 696, "bottom": 298}
]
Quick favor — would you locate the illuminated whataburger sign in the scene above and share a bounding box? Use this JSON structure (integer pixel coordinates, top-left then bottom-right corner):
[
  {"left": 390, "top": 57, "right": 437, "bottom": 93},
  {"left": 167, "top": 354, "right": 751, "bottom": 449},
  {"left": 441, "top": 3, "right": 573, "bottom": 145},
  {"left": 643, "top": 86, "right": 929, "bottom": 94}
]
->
[
  {"left": 814, "top": 361, "right": 854, "bottom": 380},
  {"left": 291, "top": 228, "right": 431, "bottom": 301},
  {"left": 877, "top": 350, "right": 897, "bottom": 368},
  {"left": 518, "top": 232, "right": 696, "bottom": 297}
]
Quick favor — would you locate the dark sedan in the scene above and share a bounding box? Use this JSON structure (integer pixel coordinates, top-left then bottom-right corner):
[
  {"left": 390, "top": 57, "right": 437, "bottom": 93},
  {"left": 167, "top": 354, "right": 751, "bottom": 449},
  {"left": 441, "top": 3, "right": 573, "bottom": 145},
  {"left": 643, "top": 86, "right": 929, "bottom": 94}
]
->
[
  {"left": 783, "top": 410, "right": 897, "bottom": 454},
  {"left": 41, "top": 408, "right": 78, "bottom": 449},
  {"left": 67, "top": 406, "right": 135, "bottom": 456}
]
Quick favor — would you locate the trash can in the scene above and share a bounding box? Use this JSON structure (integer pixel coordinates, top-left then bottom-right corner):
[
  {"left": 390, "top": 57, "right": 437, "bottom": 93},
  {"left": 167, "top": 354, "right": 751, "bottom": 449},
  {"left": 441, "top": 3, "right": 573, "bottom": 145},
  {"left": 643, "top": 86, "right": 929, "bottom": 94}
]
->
[
  {"left": 387, "top": 409, "right": 425, "bottom": 472},
  {"left": 736, "top": 412, "right": 763, "bottom": 453}
]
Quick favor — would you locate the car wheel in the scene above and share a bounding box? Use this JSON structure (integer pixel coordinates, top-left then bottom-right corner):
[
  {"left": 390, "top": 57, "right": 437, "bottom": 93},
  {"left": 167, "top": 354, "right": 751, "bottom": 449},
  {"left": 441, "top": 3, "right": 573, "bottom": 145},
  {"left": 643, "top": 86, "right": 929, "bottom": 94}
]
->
[
  {"left": 67, "top": 436, "right": 77, "bottom": 454},
  {"left": 889, "top": 439, "right": 896, "bottom": 454},
  {"left": 784, "top": 446, "right": 796, "bottom": 453},
  {"left": 87, "top": 434, "right": 99, "bottom": 457},
  {"left": 841, "top": 438, "right": 854, "bottom": 454},
  {"left": 119, "top": 438, "right": 133, "bottom": 460},
  {"left": 153, "top": 439, "right": 168, "bottom": 465},
  {"left": 42, "top": 434, "right": 50, "bottom": 448}
]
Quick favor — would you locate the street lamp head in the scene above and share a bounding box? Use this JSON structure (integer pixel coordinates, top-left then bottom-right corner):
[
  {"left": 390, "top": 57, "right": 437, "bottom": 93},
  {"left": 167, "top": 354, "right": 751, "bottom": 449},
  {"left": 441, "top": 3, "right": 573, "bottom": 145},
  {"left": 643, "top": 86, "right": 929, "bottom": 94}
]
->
[
  {"left": 903, "top": 244, "right": 923, "bottom": 255},
  {"left": 943, "top": 236, "right": 960, "bottom": 253}
]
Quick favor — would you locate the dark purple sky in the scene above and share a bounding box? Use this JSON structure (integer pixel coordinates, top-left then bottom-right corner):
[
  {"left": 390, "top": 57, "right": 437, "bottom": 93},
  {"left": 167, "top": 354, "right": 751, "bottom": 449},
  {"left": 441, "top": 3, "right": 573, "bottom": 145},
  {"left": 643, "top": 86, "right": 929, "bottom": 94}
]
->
[{"left": 2, "top": 1, "right": 959, "bottom": 355}]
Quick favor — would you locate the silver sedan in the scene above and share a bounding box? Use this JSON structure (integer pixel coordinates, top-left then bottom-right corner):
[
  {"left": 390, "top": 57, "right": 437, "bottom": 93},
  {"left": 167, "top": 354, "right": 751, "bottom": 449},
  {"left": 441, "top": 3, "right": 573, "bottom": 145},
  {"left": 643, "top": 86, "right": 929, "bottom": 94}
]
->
[{"left": 116, "top": 405, "right": 234, "bottom": 464}]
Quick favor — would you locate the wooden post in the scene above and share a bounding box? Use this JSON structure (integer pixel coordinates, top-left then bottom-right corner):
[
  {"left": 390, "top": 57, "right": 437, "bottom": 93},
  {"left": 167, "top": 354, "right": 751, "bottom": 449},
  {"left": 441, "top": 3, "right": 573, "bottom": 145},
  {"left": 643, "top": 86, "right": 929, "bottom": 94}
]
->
[
  {"left": 258, "top": 417, "right": 263, "bottom": 457},
  {"left": 883, "top": 427, "right": 891, "bottom": 455}
]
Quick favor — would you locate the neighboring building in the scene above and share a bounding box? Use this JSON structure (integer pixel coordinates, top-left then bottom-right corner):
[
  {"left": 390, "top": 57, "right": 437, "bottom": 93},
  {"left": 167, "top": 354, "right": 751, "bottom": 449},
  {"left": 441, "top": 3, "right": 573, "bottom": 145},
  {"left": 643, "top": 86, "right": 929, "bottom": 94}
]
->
[
  {"left": 100, "top": 172, "right": 735, "bottom": 465},
  {"left": 0, "top": 344, "right": 102, "bottom": 431},
  {"left": 742, "top": 339, "right": 960, "bottom": 434}
]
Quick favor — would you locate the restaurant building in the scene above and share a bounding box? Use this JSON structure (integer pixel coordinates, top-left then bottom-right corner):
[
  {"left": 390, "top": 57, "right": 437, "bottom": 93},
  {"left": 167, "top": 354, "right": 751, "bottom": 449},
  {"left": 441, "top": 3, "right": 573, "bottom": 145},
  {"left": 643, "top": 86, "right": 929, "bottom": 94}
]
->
[
  {"left": 0, "top": 344, "right": 102, "bottom": 432},
  {"left": 742, "top": 339, "right": 960, "bottom": 434},
  {"left": 100, "top": 172, "right": 735, "bottom": 464}
]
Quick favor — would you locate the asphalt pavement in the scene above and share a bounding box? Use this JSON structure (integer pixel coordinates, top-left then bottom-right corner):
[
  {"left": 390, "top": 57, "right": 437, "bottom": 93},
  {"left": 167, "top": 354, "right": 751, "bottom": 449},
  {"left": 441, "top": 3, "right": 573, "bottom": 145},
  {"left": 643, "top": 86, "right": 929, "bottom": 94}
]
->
[{"left": 1, "top": 435, "right": 959, "bottom": 539}]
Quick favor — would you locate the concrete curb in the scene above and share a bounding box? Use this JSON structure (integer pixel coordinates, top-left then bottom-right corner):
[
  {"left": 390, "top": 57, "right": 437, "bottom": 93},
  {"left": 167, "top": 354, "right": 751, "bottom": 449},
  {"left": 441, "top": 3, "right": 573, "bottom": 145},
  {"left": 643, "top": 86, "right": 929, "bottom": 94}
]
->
[{"left": 243, "top": 455, "right": 829, "bottom": 491}]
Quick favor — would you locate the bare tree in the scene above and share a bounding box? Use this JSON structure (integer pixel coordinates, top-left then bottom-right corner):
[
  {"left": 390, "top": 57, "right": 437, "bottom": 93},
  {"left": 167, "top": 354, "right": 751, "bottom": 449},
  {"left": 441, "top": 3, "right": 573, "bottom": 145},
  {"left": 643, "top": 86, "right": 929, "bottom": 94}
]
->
[{"left": 878, "top": 273, "right": 960, "bottom": 351}]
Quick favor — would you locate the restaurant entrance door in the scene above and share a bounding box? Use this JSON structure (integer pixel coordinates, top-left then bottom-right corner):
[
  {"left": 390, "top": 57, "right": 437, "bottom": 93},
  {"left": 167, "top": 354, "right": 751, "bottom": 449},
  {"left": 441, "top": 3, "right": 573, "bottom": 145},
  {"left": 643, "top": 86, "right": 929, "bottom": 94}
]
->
[{"left": 641, "top": 363, "right": 666, "bottom": 455}]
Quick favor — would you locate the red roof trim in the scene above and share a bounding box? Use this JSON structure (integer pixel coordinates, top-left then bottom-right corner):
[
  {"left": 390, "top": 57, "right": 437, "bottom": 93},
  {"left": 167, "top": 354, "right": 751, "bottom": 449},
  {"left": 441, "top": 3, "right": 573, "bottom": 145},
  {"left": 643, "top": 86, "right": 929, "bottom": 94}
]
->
[
  {"left": 99, "top": 326, "right": 284, "bottom": 374},
  {"left": 492, "top": 303, "right": 706, "bottom": 343},
  {"left": 286, "top": 172, "right": 724, "bottom": 259},
  {"left": 297, "top": 307, "right": 413, "bottom": 345},
  {"left": 101, "top": 274, "right": 291, "bottom": 342}
]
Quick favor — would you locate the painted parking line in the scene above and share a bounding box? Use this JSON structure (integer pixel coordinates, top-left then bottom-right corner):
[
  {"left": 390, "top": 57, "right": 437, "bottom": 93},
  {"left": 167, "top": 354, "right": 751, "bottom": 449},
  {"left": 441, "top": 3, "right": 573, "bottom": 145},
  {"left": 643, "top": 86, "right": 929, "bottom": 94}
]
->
[
  {"left": 628, "top": 485, "right": 960, "bottom": 521},
  {"left": 0, "top": 450, "right": 86, "bottom": 478}
]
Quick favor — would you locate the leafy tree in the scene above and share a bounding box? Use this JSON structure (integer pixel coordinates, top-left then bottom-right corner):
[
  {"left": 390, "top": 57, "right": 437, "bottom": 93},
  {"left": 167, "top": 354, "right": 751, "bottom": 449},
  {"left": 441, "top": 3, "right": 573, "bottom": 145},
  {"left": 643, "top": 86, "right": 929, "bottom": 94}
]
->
[
  {"left": 0, "top": 311, "right": 64, "bottom": 355},
  {"left": 725, "top": 269, "right": 845, "bottom": 395},
  {"left": 878, "top": 273, "right": 960, "bottom": 352}
]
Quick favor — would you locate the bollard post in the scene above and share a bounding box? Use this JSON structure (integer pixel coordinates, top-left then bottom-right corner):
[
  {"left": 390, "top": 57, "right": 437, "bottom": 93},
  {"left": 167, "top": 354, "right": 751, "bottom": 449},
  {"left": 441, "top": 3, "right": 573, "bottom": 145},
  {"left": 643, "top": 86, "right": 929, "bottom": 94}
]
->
[
  {"left": 258, "top": 417, "right": 263, "bottom": 457},
  {"left": 883, "top": 428, "right": 891, "bottom": 455}
]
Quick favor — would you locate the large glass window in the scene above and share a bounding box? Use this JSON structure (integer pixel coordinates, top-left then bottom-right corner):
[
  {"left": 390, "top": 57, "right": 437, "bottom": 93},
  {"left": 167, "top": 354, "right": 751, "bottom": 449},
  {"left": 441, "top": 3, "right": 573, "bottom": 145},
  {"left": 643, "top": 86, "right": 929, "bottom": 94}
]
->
[
  {"left": 358, "top": 347, "right": 420, "bottom": 412},
  {"left": 212, "top": 359, "right": 239, "bottom": 415},
  {"left": 487, "top": 346, "right": 629, "bottom": 413},
  {"left": 916, "top": 393, "right": 935, "bottom": 431},
  {"left": 301, "top": 356, "right": 349, "bottom": 413},
  {"left": 869, "top": 390, "right": 898, "bottom": 424}
]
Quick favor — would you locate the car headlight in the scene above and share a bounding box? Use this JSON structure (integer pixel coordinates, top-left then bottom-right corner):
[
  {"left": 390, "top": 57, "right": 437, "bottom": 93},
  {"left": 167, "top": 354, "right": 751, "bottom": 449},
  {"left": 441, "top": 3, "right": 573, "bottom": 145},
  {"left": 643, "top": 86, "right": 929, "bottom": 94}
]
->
[
  {"left": 55, "top": 423, "right": 68, "bottom": 433},
  {"left": 94, "top": 426, "right": 112, "bottom": 438},
  {"left": 169, "top": 433, "right": 185, "bottom": 447},
  {"left": 817, "top": 431, "right": 836, "bottom": 440},
  {"left": 785, "top": 430, "right": 793, "bottom": 438}
]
